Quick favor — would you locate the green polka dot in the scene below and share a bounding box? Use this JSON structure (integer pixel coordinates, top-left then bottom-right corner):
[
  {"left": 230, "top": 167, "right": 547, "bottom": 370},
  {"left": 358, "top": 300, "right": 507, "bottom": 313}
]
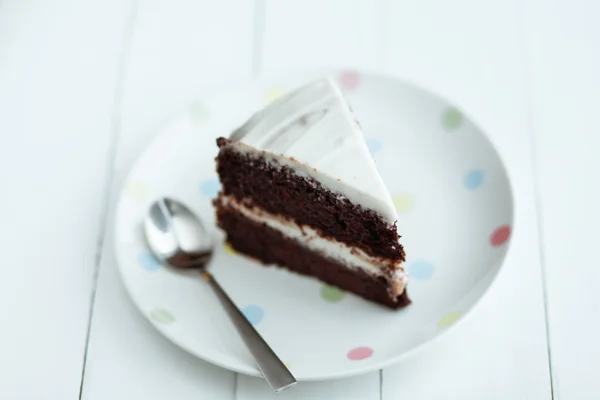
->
[
  {"left": 438, "top": 311, "right": 461, "bottom": 327},
  {"left": 442, "top": 107, "right": 463, "bottom": 130},
  {"left": 321, "top": 284, "right": 346, "bottom": 302},
  {"left": 393, "top": 194, "right": 413, "bottom": 212},
  {"left": 150, "top": 309, "right": 175, "bottom": 324}
]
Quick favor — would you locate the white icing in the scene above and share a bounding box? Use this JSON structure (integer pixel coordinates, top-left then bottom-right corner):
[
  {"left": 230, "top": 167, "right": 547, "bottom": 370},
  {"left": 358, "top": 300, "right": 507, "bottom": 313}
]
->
[
  {"left": 221, "top": 196, "right": 407, "bottom": 296},
  {"left": 230, "top": 78, "right": 398, "bottom": 224}
]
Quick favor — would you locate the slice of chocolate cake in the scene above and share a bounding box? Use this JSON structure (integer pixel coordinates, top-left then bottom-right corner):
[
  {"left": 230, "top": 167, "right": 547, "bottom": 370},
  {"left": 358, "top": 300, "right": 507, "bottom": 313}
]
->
[{"left": 214, "top": 78, "right": 409, "bottom": 309}]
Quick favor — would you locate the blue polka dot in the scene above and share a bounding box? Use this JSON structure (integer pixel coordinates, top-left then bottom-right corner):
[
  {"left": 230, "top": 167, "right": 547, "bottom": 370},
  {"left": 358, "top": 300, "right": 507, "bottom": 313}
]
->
[
  {"left": 241, "top": 305, "right": 264, "bottom": 325},
  {"left": 200, "top": 178, "right": 221, "bottom": 198},
  {"left": 464, "top": 169, "right": 484, "bottom": 190},
  {"left": 366, "top": 138, "right": 382, "bottom": 154},
  {"left": 408, "top": 260, "right": 435, "bottom": 280},
  {"left": 138, "top": 252, "right": 161, "bottom": 271}
]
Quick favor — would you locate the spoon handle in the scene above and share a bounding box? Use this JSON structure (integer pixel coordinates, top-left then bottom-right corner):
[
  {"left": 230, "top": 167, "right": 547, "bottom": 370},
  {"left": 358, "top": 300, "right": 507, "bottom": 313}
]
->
[{"left": 202, "top": 272, "right": 297, "bottom": 392}]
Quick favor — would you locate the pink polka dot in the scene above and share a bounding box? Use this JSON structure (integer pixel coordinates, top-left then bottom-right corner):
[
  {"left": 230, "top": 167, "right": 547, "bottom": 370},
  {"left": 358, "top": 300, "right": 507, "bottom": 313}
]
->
[
  {"left": 490, "top": 225, "right": 511, "bottom": 246},
  {"left": 338, "top": 70, "right": 360, "bottom": 90},
  {"left": 347, "top": 346, "right": 373, "bottom": 360}
]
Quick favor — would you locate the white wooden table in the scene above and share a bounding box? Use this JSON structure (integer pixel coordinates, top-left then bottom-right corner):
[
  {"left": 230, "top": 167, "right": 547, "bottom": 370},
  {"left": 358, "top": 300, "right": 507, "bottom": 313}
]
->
[{"left": 1, "top": 1, "right": 598, "bottom": 399}]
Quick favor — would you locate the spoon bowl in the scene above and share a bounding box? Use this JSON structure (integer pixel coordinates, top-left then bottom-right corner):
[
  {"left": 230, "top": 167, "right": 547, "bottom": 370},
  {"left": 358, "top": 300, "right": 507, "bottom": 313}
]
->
[{"left": 145, "top": 198, "right": 212, "bottom": 269}]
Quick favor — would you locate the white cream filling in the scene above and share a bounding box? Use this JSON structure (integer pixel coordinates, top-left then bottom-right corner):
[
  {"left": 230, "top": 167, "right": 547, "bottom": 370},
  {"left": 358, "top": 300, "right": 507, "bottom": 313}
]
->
[{"left": 221, "top": 196, "right": 407, "bottom": 295}]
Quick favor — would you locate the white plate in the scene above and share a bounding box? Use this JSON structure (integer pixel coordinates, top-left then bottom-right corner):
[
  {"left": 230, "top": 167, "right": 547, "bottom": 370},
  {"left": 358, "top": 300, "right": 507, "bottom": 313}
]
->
[{"left": 115, "top": 69, "right": 514, "bottom": 381}]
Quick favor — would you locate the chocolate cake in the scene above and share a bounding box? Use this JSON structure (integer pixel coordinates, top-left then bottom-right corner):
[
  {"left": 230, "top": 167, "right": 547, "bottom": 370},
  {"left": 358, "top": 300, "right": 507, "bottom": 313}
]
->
[{"left": 214, "top": 78, "right": 409, "bottom": 309}]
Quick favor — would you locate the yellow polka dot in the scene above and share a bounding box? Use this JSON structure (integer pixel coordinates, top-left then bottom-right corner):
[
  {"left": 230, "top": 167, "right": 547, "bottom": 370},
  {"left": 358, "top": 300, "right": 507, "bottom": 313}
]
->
[
  {"left": 438, "top": 311, "right": 462, "bottom": 327},
  {"left": 224, "top": 242, "right": 236, "bottom": 255},
  {"left": 284, "top": 363, "right": 291, "bottom": 369},
  {"left": 393, "top": 194, "right": 413, "bottom": 212},
  {"left": 126, "top": 182, "right": 148, "bottom": 203},
  {"left": 266, "top": 87, "right": 284, "bottom": 103}
]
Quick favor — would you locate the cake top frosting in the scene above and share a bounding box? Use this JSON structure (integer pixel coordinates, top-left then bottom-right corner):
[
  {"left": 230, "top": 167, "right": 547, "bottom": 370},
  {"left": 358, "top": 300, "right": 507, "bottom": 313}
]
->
[{"left": 229, "top": 78, "right": 398, "bottom": 224}]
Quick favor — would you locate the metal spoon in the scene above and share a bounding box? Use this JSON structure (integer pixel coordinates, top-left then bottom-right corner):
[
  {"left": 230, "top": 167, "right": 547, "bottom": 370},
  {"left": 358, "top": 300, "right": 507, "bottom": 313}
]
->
[{"left": 144, "top": 197, "right": 297, "bottom": 392}]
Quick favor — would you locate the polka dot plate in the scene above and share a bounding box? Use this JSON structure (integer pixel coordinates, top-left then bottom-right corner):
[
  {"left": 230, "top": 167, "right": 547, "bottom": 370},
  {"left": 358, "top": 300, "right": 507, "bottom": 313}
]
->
[{"left": 115, "top": 69, "right": 514, "bottom": 380}]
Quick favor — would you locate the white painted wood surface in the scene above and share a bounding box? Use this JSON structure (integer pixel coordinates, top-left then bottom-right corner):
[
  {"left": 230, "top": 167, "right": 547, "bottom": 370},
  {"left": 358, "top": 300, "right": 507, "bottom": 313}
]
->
[
  {"left": 0, "top": 1, "right": 129, "bottom": 398},
  {"left": 524, "top": 1, "right": 600, "bottom": 398},
  {"left": 0, "top": 0, "right": 598, "bottom": 398}
]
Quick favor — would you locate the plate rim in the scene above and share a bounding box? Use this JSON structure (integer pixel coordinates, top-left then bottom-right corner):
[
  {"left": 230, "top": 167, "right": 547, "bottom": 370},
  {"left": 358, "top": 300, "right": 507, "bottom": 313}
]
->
[{"left": 114, "top": 68, "right": 517, "bottom": 381}]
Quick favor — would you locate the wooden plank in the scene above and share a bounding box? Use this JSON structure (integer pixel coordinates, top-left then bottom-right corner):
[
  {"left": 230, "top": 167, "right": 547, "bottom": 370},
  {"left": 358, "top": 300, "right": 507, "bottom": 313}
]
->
[
  {"left": 236, "top": 374, "right": 380, "bottom": 400},
  {"left": 0, "top": 1, "right": 129, "bottom": 398},
  {"left": 261, "top": 0, "right": 381, "bottom": 72},
  {"left": 79, "top": 1, "right": 256, "bottom": 399},
  {"left": 524, "top": 0, "right": 600, "bottom": 398},
  {"left": 242, "top": 0, "right": 552, "bottom": 398},
  {"left": 381, "top": 1, "right": 552, "bottom": 398}
]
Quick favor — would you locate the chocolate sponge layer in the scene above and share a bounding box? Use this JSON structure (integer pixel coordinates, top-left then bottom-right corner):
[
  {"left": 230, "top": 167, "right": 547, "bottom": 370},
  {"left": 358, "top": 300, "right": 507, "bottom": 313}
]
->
[{"left": 216, "top": 138, "right": 405, "bottom": 262}]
